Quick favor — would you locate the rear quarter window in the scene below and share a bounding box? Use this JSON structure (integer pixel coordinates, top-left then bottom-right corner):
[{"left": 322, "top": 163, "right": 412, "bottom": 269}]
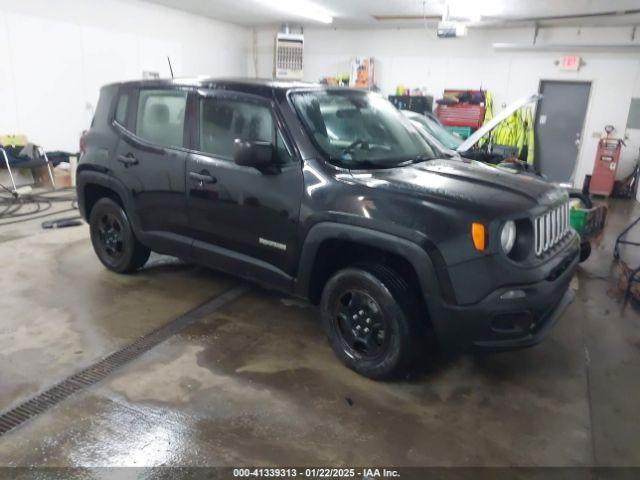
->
[{"left": 114, "top": 92, "right": 129, "bottom": 126}]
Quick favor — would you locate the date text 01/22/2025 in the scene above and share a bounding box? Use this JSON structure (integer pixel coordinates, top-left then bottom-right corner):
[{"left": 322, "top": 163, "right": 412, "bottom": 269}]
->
[{"left": 232, "top": 468, "right": 401, "bottom": 478}]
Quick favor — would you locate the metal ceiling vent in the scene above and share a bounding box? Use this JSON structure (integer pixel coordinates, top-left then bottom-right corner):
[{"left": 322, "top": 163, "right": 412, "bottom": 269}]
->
[{"left": 274, "top": 25, "right": 304, "bottom": 80}]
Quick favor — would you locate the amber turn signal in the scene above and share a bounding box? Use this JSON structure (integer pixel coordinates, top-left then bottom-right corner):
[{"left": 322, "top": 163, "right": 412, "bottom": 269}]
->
[{"left": 471, "top": 222, "right": 486, "bottom": 251}]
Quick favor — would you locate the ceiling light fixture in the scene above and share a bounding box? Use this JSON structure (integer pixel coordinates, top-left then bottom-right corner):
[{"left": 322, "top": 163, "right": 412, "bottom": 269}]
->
[{"left": 255, "top": 0, "right": 333, "bottom": 24}]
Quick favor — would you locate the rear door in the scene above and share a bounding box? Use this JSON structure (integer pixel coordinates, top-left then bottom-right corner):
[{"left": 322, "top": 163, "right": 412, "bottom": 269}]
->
[
  {"left": 111, "top": 86, "right": 191, "bottom": 254},
  {"left": 185, "top": 89, "right": 303, "bottom": 280}
]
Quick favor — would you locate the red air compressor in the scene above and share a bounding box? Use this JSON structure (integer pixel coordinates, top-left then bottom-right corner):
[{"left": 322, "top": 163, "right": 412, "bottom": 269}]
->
[{"left": 589, "top": 127, "right": 623, "bottom": 196}]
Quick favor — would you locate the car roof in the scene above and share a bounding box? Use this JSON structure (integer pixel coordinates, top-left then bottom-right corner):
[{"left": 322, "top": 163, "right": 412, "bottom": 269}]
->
[{"left": 103, "top": 77, "right": 361, "bottom": 98}]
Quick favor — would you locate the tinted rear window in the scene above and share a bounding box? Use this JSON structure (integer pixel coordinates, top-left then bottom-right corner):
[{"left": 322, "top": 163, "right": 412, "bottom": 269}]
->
[{"left": 136, "top": 89, "right": 187, "bottom": 148}]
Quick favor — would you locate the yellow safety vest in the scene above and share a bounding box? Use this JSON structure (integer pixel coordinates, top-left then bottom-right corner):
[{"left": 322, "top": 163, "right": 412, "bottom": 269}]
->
[{"left": 491, "top": 110, "right": 524, "bottom": 155}]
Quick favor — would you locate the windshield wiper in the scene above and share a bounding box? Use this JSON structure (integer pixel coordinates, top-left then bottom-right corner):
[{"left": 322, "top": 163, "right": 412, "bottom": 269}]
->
[
  {"left": 349, "top": 159, "right": 379, "bottom": 168},
  {"left": 395, "top": 154, "right": 432, "bottom": 167},
  {"left": 413, "top": 154, "right": 432, "bottom": 164}
]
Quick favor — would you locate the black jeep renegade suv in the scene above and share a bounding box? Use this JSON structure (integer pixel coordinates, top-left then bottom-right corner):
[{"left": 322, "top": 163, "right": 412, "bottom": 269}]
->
[{"left": 77, "top": 78, "right": 579, "bottom": 379}]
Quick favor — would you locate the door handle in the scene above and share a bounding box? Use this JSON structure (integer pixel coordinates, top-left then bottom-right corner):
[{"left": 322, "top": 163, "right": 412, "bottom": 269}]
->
[
  {"left": 189, "top": 171, "right": 217, "bottom": 184},
  {"left": 117, "top": 154, "right": 139, "bottom": 166}
]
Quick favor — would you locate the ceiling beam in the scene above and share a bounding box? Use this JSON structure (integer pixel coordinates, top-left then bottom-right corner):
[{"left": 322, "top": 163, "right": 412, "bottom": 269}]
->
[
  {"left": 373, "top": 9, "right": 640, "bottom": 25},
  {"left": 493, "top": 43, "right": 640, "bottom": 52}
]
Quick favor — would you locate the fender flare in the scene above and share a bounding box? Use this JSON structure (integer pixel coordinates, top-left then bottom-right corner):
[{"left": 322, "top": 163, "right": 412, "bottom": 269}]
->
[
  {"left": 76, "top": 170, "right": 140, "bottom": 234},
  {"left": 293, "top": 222, "right": 456, "bottom": 306}
]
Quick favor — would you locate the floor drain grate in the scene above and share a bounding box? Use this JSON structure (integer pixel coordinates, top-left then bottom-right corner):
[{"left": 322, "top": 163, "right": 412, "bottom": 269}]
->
[{"left": 0, "top": 283, "right": 250, "bottom": 437}]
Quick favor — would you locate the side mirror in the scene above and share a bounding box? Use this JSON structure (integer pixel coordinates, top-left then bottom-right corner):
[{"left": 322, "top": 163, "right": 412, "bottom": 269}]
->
[{"left": 233, "top": 139, "right": 276, "bottom": 172}]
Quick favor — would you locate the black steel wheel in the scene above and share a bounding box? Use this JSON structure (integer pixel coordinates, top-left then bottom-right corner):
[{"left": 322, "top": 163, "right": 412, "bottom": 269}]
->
[
  {"left": 320, "top": 264, "right": 422, "bottom": 379},
  {"left": 89, "top": 197, "right": 150, "bottom": 273},
  {"left": 96, "top": 212, "right": 125, "bottom": 260},
  {"left": 333, "top": 289, "right": 390, "bottom": 361}
]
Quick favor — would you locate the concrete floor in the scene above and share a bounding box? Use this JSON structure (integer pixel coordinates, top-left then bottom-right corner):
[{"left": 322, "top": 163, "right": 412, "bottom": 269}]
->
[{"left": 0, "top": 198, "right": 639, "bottom": 470}]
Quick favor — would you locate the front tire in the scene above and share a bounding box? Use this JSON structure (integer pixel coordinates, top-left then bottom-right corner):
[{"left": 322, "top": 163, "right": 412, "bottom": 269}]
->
[
  {"left": 579, "top": 241, "right": 592, "bottom": 263},
  {"left": 89, "top": 197, "right": 150, "bottom": 273},
  {"left": 320, "top": 264, "right": 421, "bottom": 380}
]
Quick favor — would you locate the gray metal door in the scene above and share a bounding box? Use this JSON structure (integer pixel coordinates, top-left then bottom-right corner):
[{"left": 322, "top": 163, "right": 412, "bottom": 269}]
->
[{"left": 535, "top": 81, "right": 591, "bottom": 182}]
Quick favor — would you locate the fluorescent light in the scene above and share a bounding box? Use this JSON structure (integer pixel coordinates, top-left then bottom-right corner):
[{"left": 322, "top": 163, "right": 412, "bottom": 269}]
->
[{"left": 256, "top": 0, "right": 333, "bottom": 24}]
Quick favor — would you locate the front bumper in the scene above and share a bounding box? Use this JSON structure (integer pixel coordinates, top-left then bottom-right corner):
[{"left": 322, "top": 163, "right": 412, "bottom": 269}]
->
[
  {"left": 428, "top": 240, "right": 579, "bottom": 351},
  {"left": 472, "top": 287, "right": 574, "bottom": 350}
]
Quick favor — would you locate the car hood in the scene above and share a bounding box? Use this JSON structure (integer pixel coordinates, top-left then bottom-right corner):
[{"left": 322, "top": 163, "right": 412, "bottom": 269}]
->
[
  {"left": 348, "top": 158, "right": 566, "bottom": 211},
  {"left": 456, "top": 94, "right": 540, "bottom": 153}
]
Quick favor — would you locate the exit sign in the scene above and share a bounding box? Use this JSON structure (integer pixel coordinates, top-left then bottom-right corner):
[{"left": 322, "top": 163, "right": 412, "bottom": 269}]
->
[{"left": 560, "top": 55, "right": 581, "bottom": 71}]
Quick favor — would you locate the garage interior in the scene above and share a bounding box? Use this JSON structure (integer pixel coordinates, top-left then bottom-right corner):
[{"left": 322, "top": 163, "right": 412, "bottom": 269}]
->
[{"left": 1, "top": 0, "right": 640, "bottom": 476}]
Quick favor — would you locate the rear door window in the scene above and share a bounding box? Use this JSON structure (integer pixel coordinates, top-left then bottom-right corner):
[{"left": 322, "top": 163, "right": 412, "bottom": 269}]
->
[{"left": 136, "top": 89, "right": 188, "bottom": 149}]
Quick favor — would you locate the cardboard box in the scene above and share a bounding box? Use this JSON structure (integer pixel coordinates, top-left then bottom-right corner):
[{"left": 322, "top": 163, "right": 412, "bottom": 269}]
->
[{"left": 32, "top": 165, "right": 72, "bottom": 189}]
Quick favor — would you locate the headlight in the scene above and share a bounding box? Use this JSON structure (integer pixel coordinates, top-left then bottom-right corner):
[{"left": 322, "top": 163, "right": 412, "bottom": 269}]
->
[{"left": 501, "top": 221, "right": 516, "bottom": 254}]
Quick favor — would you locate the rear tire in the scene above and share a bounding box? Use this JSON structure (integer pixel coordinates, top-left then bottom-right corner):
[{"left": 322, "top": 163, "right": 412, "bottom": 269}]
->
[
  {"left": 89, "top": 197, "right": 150, "bottom": 273},
  {"left": 320, "top": 264, "right": 422, "bottom": 380}
]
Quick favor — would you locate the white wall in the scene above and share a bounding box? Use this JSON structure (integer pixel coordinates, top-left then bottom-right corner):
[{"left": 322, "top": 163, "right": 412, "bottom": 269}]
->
[
  {"left": 251, "top": 25, "right": 640, "bottom": 189},
  {"left": 0, "top": 0, "right": 249, "bottom": 152}
]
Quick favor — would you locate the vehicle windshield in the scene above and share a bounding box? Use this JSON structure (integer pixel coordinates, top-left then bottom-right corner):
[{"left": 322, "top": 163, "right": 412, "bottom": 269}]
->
[
  {"left": 409, "top": 113, "right": 463, "bottom": 151},
  {"left": 291, "top": 90, "right": 437, "bottom": 168}
]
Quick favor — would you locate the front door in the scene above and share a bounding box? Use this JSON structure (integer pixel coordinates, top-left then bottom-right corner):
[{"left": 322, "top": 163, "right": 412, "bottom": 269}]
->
[
  {"left": 535, "top": 80, "right": 591, "bottom": 182},
  {"left": 111, "top": 87, "right": 190, "bottom": 249},
  {"left": 186, "top": 90, "right": 303, "bottom": 281}
]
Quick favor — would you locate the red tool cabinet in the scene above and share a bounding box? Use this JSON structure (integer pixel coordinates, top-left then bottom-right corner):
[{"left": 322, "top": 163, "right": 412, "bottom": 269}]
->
[
  {"left": 589, "top": 138, "right": 622, "bottom": 196},
  {"left": 436, "top": 104, "right": 485, "bottom": 129},
  {"left": 436, "top": 89, "right": 486, "bottom": 129}
]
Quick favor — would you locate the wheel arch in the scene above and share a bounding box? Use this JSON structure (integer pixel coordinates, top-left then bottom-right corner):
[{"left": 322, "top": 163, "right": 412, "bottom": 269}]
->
[
  {"left": 294, "top": 223, "right": 455, "bottom": 312},
  {"left": 77, "top": 171, "right": 137, "bottom": 230}
]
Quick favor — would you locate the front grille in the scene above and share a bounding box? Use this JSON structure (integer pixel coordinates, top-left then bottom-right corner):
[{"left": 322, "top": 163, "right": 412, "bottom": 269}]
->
[{"left": 534, "top": 201, "right": 570, "bottom": 257}]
